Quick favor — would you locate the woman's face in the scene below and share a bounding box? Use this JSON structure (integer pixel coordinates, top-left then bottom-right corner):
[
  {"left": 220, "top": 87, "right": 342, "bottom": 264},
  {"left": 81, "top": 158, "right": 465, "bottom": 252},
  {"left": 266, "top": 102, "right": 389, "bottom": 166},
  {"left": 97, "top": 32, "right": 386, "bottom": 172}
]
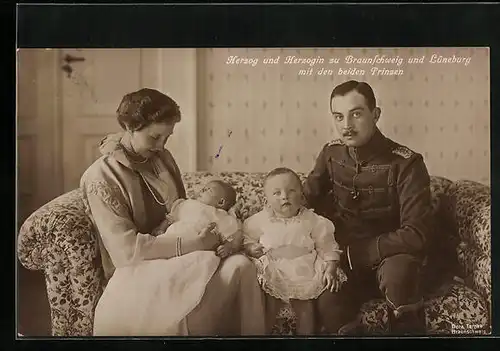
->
[
  {"left": 264, "top": 173, "right": 303, "bottom": 218},
  {"left": 128, "top": 122, "right": 175, "bottom": 158}
]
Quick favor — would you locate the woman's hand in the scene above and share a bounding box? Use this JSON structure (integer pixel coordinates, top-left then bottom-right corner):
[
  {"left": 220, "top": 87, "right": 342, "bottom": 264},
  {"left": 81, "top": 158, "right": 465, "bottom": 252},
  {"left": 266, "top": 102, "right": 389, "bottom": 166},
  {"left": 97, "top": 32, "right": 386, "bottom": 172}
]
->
[
  {"left": 198, "top": 222, "right": 222, "bottom": 251},
  {"left": 151, "top": 217, "right": 173, "bottom": 237},
  {"left": 245, "top": 243, "right": 265, "bottom": 259},
  {"left": 323, "top": 261, "right": 341, "bottom": 293}
]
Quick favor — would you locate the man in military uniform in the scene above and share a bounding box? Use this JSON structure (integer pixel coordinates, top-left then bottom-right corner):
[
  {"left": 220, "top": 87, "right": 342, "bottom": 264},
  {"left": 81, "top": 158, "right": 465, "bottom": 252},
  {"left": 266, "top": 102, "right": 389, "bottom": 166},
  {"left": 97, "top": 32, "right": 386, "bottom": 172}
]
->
[{"left": 304, "top": 80, "right": 433, "bottom": 335}]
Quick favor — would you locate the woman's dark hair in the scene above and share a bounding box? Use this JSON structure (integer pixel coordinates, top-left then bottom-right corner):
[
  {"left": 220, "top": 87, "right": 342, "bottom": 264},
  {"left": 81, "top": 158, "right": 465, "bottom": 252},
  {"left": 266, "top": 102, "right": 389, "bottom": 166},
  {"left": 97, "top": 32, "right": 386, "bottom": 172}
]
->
[
  {"left": 330, "top": 80, "right": 377, "bottom": 113},
  {"left": 116, "top": 88, "right": 181, "bottom": 131},
  {"left": 264, "top": 167, "right": 303, "bottom": 189}
]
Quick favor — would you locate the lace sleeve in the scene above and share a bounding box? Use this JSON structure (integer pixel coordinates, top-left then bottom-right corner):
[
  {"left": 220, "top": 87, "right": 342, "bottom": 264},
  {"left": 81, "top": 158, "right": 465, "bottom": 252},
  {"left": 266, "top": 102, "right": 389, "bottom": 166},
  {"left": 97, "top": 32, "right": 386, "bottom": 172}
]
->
[
  {"left": 242, "top": 212, "right": 265, "bottom": 246},
  {"left": 311, "top": 214, "right": 342, "bottom": 262}
]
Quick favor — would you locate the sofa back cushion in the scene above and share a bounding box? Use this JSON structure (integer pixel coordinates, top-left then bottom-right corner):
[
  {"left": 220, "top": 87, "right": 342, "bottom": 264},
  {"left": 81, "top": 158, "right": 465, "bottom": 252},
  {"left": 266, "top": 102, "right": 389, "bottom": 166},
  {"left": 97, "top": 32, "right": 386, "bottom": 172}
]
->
[
  {"left": 182, "top": 171, "right": 278, "bottom": 221},
  {"left": 181, "top": 172, "right": 453, "bottom": 222}
]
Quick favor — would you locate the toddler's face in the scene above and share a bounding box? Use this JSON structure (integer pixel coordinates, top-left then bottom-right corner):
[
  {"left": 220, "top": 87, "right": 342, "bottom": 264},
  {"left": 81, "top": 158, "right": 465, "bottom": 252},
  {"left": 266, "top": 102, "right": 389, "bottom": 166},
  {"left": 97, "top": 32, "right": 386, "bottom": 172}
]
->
[
  {"left": 264, "top": 173, "right": 303, "bottom": 218},
  {"left": 198, "top": 182, "right": 230, "bottom": 209}
]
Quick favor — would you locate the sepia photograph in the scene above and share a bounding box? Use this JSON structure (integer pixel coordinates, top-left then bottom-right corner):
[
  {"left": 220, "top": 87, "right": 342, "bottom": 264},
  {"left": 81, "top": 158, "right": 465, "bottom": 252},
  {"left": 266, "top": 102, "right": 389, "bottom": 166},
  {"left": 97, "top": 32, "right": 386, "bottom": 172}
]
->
[{"left": 16, "top": 47, "right": 491, "bottom": 337}]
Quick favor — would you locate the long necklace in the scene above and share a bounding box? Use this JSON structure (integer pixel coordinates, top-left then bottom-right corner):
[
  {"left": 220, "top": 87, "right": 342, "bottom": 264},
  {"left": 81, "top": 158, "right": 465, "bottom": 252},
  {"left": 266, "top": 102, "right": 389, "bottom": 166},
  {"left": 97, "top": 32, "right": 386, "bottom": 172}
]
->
[
  {"left": 119, "top": 141, "right": 166, "bottom": 205},
  {"left": 139, "top": 164, "right": 168, "bottom": 206}
]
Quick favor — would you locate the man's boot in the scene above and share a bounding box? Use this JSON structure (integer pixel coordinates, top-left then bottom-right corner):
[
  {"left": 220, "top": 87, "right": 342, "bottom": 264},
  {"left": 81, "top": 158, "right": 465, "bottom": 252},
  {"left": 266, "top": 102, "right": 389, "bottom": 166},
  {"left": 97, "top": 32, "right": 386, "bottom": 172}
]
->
[
  {"left": 337, "top": 315, "right": 366, "bottom": 336},
  {"left": 388, "top": 303, "right": 426, "bottom": 336}
]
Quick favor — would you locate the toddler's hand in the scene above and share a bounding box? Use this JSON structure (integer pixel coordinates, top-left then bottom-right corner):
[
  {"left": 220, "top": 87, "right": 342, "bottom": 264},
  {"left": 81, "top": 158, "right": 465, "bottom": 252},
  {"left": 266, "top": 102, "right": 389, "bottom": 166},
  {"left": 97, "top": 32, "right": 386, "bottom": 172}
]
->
[
  {"left": 323, "top": 261, "right": 341, "bottom": 292},
  {"left": 216, "top": 241, "right": 233, "bottom": 259},
  {"left": 246, "top": 243, "right": 265, "bottom": 259}
]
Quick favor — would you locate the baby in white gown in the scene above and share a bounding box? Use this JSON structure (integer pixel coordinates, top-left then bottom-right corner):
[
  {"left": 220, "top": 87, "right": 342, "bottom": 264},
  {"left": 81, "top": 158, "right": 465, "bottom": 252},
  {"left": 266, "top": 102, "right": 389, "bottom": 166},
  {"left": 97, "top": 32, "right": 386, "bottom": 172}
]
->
[
  {"left": 243, "top": 167, "right": 347, "bottom": 335},
  {"left": 160, "top": 179, "right": 241, "bottom": 258},
  {"left": 93, "top": 180, "right": 242, "bottom": 336}
]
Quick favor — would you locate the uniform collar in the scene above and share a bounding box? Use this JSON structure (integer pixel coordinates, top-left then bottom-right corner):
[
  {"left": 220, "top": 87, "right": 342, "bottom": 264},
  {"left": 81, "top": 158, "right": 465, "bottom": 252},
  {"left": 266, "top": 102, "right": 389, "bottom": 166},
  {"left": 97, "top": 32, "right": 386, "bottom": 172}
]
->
[{"left": 347, "top": 128, "right": 388, "bottom": 163}]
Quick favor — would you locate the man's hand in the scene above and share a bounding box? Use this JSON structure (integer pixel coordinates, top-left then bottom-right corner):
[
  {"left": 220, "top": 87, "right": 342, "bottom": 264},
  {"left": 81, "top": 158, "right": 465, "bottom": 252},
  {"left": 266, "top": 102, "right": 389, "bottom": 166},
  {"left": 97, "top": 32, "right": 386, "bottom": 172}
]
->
[
  {"left": 323, "top": 260, "right": 341, "bottom": 292},
  {"left": 245, "top": 243, "right": 265, "bottom": 259},
  {"left": 216, "top": 241, "right": 233, "bottom": 259}
]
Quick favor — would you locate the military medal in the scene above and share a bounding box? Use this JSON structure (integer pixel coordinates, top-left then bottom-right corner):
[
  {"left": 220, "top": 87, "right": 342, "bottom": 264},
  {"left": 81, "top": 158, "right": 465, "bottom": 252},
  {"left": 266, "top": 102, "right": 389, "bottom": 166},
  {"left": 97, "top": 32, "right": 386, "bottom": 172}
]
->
[{"left": 351, "top": 187, "right": 360, "bottom": 200}]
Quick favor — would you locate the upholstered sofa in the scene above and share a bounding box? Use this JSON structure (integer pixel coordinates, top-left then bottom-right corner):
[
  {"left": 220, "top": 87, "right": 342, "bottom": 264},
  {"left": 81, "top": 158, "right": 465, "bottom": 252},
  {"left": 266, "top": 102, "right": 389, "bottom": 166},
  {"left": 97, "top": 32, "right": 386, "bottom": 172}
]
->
[{"left": 17, "top": 172, "right": 491, "bottom": 336}]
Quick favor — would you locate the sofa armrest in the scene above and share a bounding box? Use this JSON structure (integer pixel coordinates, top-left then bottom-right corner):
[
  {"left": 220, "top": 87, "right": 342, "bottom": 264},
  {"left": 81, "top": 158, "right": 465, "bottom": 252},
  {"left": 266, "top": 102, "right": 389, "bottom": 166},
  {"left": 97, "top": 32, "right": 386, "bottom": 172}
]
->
[
  {"left": 18, "top": 189, "right": 99, "bottom": 271},
  {"left": 446, "top": 180, "right": 491, "bottom": 310},
  {"left": 18, "top": 188, "right": 105, "bottom": 336}
]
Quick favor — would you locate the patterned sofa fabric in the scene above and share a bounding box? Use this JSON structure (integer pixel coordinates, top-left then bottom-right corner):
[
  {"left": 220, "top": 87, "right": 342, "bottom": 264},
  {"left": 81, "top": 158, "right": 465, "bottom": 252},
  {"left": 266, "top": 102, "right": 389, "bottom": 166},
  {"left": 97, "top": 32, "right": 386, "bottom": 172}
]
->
[
  {"left": 271, "top": 280, "right": 490, "bottom": 335},
  {"left": 183, "top": 173, "right": 491, "bottom": 334},
  {"left": 182, "top": 171, "right": 271, "bottom": 221},
  {"left": 182, "top": 172, "right": 454, "bottom": 216},
  {"left": 17, "top": 172, "right": 490, "bottom": 336},
  {"left": 445, "top": 180, "right": 491, "bottom": 311},
  {"left": 18, "top": 188, "right": 104, "bottom": 336},
  {"left": 18, "top": 188, "right": 99, "bottom": 271}
]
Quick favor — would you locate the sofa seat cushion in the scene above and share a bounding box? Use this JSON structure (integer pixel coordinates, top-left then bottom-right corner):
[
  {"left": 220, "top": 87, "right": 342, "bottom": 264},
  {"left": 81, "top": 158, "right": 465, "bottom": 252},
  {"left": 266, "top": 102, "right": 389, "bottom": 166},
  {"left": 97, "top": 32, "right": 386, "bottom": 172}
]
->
[{"left": 271, "top": 281, "right": 489, "bottom": 335}]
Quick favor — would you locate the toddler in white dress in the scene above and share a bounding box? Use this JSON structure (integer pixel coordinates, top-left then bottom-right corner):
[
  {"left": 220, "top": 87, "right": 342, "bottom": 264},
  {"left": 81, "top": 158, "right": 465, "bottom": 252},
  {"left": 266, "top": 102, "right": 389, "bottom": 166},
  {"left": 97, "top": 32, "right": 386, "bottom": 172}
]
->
[{"left": 243, "top": 167, "right": 346, "bottom": 334}]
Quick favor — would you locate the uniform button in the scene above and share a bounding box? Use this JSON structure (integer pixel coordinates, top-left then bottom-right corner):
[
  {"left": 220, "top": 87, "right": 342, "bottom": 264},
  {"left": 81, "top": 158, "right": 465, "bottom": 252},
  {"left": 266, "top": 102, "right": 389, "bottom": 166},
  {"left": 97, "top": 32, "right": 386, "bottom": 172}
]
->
[{"left": 368, "top": 185, "right": 374, "bottom": 194}]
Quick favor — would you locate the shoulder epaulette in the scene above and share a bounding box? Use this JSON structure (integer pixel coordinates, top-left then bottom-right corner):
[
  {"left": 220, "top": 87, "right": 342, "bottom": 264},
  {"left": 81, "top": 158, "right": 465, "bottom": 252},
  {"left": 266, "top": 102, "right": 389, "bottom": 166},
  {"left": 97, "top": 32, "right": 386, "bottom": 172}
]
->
[
  {"left": 392, "top": 146, "right": 414, "bottom": 159},
  {"left": 327, "top": 139, "right": 345, "bottom": 147}
]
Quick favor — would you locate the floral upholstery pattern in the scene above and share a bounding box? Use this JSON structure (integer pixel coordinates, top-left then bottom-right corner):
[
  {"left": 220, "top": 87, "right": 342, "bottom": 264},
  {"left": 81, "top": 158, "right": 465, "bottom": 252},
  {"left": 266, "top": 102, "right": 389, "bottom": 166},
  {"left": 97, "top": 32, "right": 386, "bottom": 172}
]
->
[
  {"left": 444, "top": 180, "right": 491, "bottom": 313},
  {"left": 182, "top": 171, "right": 276, "bottom": 221},
  {"left": 17, "top": 173, "right": 491, "bottom": 336},
  {"left": 271, "top": 281, "right": 490, "bottom": 336},
  {"left": 357, "top": 281, "right": 489, "bottom": 335},
  {"left": 18, "top": 189, "right": 104, "bottom": 336}
]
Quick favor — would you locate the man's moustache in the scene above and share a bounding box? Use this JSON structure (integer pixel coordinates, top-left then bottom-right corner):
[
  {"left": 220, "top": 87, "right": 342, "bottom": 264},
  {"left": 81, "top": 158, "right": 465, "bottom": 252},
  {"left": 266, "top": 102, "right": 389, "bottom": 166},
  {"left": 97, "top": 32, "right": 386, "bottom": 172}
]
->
[{"left": 343, "top": 131, "right": 357, "bottom": 136}]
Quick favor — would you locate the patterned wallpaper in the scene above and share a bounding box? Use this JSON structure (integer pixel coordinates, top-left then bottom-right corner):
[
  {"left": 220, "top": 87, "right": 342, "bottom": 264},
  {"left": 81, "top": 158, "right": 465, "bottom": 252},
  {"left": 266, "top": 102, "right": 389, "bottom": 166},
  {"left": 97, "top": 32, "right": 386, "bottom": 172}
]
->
[{"left": 197, "top": 47, "right": 490, "bottom": 185}]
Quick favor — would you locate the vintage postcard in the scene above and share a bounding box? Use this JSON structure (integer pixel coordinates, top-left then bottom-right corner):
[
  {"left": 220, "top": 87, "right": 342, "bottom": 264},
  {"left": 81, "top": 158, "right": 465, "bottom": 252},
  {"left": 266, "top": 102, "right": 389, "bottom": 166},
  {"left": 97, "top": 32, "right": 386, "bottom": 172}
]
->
[{"left": 17, "top": 47, "right": 491, "bottom": 338}]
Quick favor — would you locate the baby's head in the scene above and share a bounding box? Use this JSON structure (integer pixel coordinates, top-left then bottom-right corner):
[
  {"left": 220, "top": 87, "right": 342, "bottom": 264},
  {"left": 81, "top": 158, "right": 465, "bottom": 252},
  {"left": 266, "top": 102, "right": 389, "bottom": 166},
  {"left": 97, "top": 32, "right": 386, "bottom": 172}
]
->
[
  {"left": 197, "top": 180, "right": 237, "bottom": 211},
  {"left": 263, "top": 167, "right": 304, "bottom": 218}
]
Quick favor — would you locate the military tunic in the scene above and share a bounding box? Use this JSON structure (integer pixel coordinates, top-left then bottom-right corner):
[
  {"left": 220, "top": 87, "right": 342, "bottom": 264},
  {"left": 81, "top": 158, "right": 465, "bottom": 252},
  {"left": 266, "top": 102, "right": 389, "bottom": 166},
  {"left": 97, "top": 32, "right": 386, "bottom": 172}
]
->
[
  {"left": 303, "top": 128, "right": 433, "bottom": 333},
  {"left": 303, "top": 128, "right": 433, "bottom": 272}
]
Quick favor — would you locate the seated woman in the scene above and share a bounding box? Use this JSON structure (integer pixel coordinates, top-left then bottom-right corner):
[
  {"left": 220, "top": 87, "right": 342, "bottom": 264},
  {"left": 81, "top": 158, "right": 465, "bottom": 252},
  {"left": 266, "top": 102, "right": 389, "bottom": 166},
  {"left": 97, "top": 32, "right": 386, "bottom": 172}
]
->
[{"left": 80, "top": 88, "right": 266, "bottom": 336}]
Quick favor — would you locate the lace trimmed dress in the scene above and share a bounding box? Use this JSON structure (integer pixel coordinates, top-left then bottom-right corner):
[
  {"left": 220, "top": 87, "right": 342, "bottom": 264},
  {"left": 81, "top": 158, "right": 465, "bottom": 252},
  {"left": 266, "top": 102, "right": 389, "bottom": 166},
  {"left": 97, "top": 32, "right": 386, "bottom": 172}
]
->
[{"left": 243, "top": 207, "right": 346, "bottom": 303}]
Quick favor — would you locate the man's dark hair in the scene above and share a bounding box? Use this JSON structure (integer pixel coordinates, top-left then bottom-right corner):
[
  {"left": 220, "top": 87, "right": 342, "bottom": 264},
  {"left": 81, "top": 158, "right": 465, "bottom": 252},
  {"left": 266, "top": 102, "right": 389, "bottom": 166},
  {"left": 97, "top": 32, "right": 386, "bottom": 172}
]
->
[
  {"left": 117, "top": 88, "right": 181, "bottom": 131},
  {"left": 264, "top": 167, "right": 303, "bottom": 189},
  {"left": 209, "top": 180, "right": 237, "bottom": 210},
  {"left": 330, "top": 80, "right": 377, "bottom": 113}
]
